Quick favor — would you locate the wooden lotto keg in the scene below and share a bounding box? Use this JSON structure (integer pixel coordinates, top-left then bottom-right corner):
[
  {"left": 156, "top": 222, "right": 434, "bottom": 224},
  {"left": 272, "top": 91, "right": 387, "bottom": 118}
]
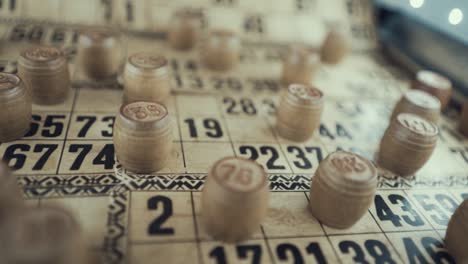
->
[
  {"left": 320, "top": 27, "right": 350, "bottom": 65},
  {"left": 276, "top": 84, "right": 324, "bottom": 142},
  {"left": 201, "top": 30, "right": 241, "bottom": 71},
  {"left": 201, "top": 157, "right": 269, "bottom": 242},
  {"left": 0, "top": 205, "right": 86, "bottom": 264},
  {"left": 113, "top": 101, "right": 173, "bottom": 173},
  {"left": 459, "top": 101, "right": 468, "bottom": 137},
  {"left": 378, "top": 113, "right": 438, "bottom": 177},
  {"left": 123, "top": 52, "right": 171, "bottom": 103},
  {"left": 0, "top": 72, "right": 31, "bottom": 142},
  {"left": 18, "top": 46, "right": 70, "bottom": 105},
  {"left": 445, "top": 199, "right": 468, "bottom": 263},
  {"left": 309, "top": 151, "right": 377, "bottom": 229},
  {"left": 168, "top": 9, "right": 202, "bottom": 50},
  {"left": 390, "top": 89, "right": 441, "bottom": 123},
  {"left": 77, "top": 29, "right": 121, "bottom": 79},
  {"left": 281, "top": 45, "right": 320, "bottom": 85},
  {"left": 412, "top": 70, "right": 452, "bottom": 110},
  {"left": 0, "top": 161, "right": 23, "bottom": 221}
]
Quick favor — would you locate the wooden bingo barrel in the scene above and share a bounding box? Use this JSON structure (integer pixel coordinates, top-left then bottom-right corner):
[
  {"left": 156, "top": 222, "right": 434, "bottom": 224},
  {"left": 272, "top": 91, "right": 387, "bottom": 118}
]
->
[
  {"left": 18, "top": 46, "right": 70, "bottom": 105},
  {"left": 445, "top": 199, "right": 468, "bottom": 263},
  {"left": 0, "top": 161, "right": 23, "bottom": 220},
  {"left": 459, "top": 101, "right": 468, "bottom": 137},
  {"left": 378, "top": 113, "right": 438, "bottom": 176},
  {"left": 412, "top": 70, "right": 452, "bottom": 110},
  {"left": 320, "top": 27, "right": 350, "bottom": 65},
  {"left": 276, "top": 84, "right": 324, "bottom": 142},
  {"left": 309, "top": 151, "right": 377, "bottom": 229},
  {"left": 168, "top": 9, "right": 202, "bottom": 50},
  {"left": 0, "top": 73, "right": 31, "bottom": 142},
  {"left": 77, "top": 29, "right": 121, "bottom": 79},
  {"left": 123, "top": 52, "right": 171, "bottom": 103},
  {"left": 201, "top": 157, "right": 269, "bottom": 242},
  {"left": 281, "top": 45, "right": 320, "bottom": 85},
  {"left": 113, "top": 101, "right": 173, "bottom": 173},
  {"left": 390, "top": 89, "right": 441, "bottom": 123},
  {"left": 0, "top": 205, "right": 86, "bottom": 264},
  {"left": 201, "top": 30, "right": 240, "bottom": 71}
]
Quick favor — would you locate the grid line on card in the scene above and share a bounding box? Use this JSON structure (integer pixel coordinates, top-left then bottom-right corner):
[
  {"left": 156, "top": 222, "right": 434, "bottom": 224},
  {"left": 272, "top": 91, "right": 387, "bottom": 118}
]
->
[
  {"left": 260, "top": 225, "right": 277, "bottom": 264},
  {"left": 174, "top": 94, "right": 187, "bottom": 173},
  {"left": 401, "top": 189, "right": 448, "bottom": 233},
  {"left": 302, "top": 192, "right": 342, "bottom": 263},
  {"left": 55, "top": 87, "right": 79, "bottom": 174},
  {"left": 190, "top": 191, "right": 204, "bottom": 264},
  {"left": 366, "top": 201, "right": 405, "bottom": 263},
  {"left": 215, "top": 94, "right": 237, "bottom": 157}
]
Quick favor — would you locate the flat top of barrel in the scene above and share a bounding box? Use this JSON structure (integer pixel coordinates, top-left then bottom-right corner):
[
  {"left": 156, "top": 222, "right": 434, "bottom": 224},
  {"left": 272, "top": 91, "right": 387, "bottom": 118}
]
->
[
  {"left": 287, "top": 45, "right": 320, "bottom": 63},
  {"left": 328, "top": 151, "right": 376, "bottom": 182},
  {"left": 211, "top": 157, "right": 267, "bottom": 193},
  {"left": 404, "top": 90, "right": 441, "bottom": 109},
  {"left": 21, "top": 46, "right": 63, "bottom": 62},
  {"left": 174, "top": 8, "right": 204, "bottom": 19},
  {"left": 129, "top": 52, "right": 167, "bottom": 70},
  {"left": 288, "top": 84, "right": 323, "bottom": 102},
  {"left": 396, "top": 113, "right": 438, "bottom": 136},
  {"left": 211, "top": 29, "right": 237, "bottom": 39},
  {"left": 417, "top": 70, "right": 451, "bottom": 90},
  {"left": 121, "top": 101, "right": 168, "bottom": 123},
  {"left": 80, "top": 29, "right": 115, "bottom": 42},
  {"left": 0, "top": 72, "right": 20, "bottom": 91}
]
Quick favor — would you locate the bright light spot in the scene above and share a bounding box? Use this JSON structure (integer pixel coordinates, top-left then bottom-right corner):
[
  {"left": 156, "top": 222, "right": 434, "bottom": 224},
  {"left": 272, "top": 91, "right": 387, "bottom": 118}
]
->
[
  {"left": 409, "top": 0, "right": 424, "bottom": 8},
  {"left": 449, "top": 8, "right": 463, "bottom": 25}
]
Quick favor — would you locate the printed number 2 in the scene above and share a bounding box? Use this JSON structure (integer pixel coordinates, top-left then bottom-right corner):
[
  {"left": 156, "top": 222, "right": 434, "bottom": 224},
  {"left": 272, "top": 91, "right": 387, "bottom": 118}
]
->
[{"left": 148, "top": 196, "right": 174, "bottom": 235}]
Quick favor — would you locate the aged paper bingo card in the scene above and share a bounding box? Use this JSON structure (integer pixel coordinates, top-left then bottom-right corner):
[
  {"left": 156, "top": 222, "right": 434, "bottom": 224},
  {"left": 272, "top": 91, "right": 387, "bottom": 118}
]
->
[{"left": 0, "top": 0, "right": 467, "bottom": 263}]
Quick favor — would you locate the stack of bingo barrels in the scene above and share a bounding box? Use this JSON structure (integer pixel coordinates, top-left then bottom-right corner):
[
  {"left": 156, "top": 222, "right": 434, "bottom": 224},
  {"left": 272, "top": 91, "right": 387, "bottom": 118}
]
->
[
  {"left": 378, "top": 113, "right": 438, "bottom": 176},
  {"left": 309, "top": 151, "right": 377, "bottom": 228}
]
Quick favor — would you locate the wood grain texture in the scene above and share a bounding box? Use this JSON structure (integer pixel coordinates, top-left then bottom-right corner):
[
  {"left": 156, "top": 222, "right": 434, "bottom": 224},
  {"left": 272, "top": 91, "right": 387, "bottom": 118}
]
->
[
  {"left": 0, "top": 205, "right": 87, "bottom": 264},
  {"left": 18, "top": 46, "right": 70, "bottom": 105},
  {"left": 445, "top": 199, "right": 468, "bottom": 263},
  {"left": 276, "top": 84, "right": 324, "bottom": 142},
  {"left": 390, "top": 89, "right": 441, "bottom": 123},
  {"left": 281, "top": 45, "right": 320, "bottom": 85},
  {"left": 320, "top": 29, "right": 350, "bottom": 65},
  {"left": 113, "top": 101, "right": 173, "bottom": 173},
  {"left": 123, "top": 52, "right": 171, "bottom": 103},
  {"left": 412, "top": 70, "right": 452, "bottom": 110},
  {"left": 201, "top": 157, "right": 269, "bottom": 242},
  {"left": 309, "top": 151, "right": 377, "bottom": 229},
  {"left": 378, "top": 113, "right": 438, "bottom": 177},
  {"left": 0, "top": 73, "right": 31, "bottom": 142},
  {"left": 76, "top": 29, "right": 121, "bottom": 79},
  {"left": 201, "top": 30, "right": 240, "bottom": 71}
]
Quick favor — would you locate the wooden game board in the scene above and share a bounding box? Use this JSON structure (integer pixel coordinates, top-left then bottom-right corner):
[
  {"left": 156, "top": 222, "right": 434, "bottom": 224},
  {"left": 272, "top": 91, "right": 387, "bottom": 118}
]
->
[{"left": 0, "top": 1, "right": 467, "bottom": 263}]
